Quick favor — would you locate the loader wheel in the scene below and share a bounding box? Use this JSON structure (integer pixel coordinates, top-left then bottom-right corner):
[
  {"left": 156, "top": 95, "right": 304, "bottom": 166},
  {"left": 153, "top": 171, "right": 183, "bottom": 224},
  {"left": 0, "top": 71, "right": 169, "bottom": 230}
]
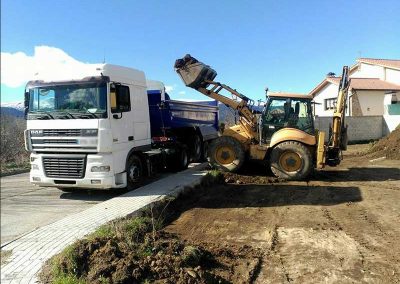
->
[
  {"left": 127, "top": 154, "right": 144, "bottom": 188},
  {"left": 208, "top": 136, "right": 245, "bottom": 172},
  {"left": 270, "top": 141, "right": 312, "bottom": 180}
]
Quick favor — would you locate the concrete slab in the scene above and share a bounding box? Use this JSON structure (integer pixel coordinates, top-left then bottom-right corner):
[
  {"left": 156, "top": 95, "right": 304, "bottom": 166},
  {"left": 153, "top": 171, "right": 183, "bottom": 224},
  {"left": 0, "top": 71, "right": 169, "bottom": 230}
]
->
[{"left": 0, "top": 164, "right": 207, "bottom": 283}]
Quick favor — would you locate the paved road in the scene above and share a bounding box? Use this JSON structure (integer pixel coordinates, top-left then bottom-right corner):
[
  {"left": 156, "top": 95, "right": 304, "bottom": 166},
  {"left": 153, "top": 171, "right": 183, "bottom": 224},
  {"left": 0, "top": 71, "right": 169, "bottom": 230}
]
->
[
  {"left": 1, "top": 164, "right": 207, "bottom": 283},
  {"left": 0, "top": 164, "right": 200, "bottom": 246},
  {"left": 0, "top": 173, "right": 123, "bottom": 246}
]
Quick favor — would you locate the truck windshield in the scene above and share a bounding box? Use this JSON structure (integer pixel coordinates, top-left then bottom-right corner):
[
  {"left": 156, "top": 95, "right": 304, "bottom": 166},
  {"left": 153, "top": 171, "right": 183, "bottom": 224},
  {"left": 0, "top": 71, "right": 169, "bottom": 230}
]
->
[{"left": 27, "top": 82, "right": 107, "bottom": 119}]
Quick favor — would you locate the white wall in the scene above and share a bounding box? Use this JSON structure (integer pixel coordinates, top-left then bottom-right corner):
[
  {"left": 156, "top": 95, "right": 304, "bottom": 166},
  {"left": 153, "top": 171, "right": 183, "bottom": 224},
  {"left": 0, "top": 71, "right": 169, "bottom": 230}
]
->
[
  {"left": 356, "top": 90, "right": 385, "bottom": 116},
  {"left": 383, "top": 115, "right": 400, "bottom": 135},
  {"left": 385, "top": 68, "right": 400, "bottom": 85},
  {"left": 314, "top": 83, "right": 338, "bottom": 117},
  {"left": 351, "top": 63, "right": 384, "bottom": 79},
  {"left": 313, "top": 83, "right": 351, "bottom": 117}
]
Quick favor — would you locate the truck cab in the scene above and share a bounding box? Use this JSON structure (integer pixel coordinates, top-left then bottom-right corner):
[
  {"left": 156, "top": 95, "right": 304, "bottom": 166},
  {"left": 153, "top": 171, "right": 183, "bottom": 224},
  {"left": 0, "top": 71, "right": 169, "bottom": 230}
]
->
[{"left": 25, "top": 64, "right": 151, "bottom": 189}]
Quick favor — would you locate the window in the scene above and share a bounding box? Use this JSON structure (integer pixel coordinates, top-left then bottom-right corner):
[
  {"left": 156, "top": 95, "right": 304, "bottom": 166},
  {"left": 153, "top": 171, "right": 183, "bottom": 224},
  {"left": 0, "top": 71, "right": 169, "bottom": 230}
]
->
[
  {"left": 28, "top": 82, "right": 107, "bottom": 119},
  {"left": 325, "top": 98, "right": 336, "bottom": 110},
  {"left": 111, "top": 84, "right": 131, "bottom": 113}
]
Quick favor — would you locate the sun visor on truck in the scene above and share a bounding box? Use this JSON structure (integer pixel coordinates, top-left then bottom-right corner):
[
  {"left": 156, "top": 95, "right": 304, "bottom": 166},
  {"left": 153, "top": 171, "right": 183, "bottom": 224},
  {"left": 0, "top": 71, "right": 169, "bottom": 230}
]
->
[{"left": 174, "top": 54, "right": 217, "bottom": 89}]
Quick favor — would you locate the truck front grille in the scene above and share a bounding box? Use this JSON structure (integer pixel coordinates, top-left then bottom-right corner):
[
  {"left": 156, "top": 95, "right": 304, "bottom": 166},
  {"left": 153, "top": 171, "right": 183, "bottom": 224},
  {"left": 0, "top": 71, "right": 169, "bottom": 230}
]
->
[
  {"left": 33, "top": 139, "right": 78, "bottom": 145},
  {"left": 43, "top": 156, "right": 86, "bottom": 179},
  {"left": 43, "top": 129, "right": 81, "bottom": 136}
]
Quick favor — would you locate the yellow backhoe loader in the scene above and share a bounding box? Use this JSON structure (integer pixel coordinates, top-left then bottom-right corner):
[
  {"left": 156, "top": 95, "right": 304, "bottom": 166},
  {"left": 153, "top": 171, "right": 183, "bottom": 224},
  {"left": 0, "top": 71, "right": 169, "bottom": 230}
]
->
[{"left": 174, "top": 55, "right": 350, "bottom": 180}]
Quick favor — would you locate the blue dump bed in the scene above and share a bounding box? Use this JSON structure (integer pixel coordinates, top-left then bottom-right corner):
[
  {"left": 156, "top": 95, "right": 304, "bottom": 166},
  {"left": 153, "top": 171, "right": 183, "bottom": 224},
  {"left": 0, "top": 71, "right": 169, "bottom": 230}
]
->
[{"left": 147, "top": 90, "right": 218, "bottom": 137}]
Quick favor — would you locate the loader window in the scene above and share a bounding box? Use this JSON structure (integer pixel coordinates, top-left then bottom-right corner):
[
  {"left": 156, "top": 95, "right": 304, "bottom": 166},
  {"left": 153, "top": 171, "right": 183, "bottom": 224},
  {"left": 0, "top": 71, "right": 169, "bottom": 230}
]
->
[{"left": 262, "top": 97, "right": 314, "bottom": 141}]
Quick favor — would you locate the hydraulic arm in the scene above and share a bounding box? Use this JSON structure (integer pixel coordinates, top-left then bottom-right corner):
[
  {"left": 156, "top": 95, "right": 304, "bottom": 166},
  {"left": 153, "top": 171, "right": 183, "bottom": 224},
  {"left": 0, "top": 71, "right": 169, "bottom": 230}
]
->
[
  {"left": 197, "top": 80, "right": 258, "bottom": 131},
  {"left": 175, "top": 54, "right": 259, "bottom": 140},
  {"left": 326, "top": 66, "right": 350, "bottom": 166}
]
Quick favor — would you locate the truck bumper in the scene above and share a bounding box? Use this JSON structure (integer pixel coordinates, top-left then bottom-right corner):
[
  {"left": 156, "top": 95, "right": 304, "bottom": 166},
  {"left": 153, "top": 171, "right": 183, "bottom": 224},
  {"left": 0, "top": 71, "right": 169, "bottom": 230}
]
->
[{"left": 29, "top": 153, "right": 127, "bottom": 190}]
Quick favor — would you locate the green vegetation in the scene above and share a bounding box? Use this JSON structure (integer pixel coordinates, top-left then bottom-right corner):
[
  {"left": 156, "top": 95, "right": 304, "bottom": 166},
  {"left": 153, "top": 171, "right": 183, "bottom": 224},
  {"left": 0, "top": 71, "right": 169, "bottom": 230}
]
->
[
  {"left": 1, "top": 250, "right": 12, "bottom": 265},
  {"left": 0, "top": 114, "right": 29, "bottom": 176},
  {"left": 40, "top": 170, "right": 224, "bottom": 283}
]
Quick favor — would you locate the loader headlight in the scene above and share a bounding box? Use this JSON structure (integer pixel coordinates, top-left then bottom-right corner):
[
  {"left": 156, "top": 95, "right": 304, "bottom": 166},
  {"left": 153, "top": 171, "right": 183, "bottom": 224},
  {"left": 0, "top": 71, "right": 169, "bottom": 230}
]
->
[{"left": 91, "top": 166, "right": 110, "bottom": 172}]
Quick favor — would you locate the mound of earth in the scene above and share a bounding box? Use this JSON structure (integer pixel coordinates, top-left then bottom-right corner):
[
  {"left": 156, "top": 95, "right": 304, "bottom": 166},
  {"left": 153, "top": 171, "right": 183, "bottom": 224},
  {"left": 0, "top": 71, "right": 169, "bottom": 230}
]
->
[
  {"left": 367, "top": 126, "right": 400, "bottom": 160},
  {"left": 41, "top": 231, "right": 260, "bottom": 284},
  {"left": 223, "top": 172, "right": 281, "bottom": 184}
]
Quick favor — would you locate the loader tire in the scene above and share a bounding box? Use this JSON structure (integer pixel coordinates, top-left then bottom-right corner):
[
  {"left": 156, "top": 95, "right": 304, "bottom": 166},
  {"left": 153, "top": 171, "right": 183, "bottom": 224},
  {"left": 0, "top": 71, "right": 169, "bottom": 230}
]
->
[
  {"left": 208, "top": 136, "right": 245, "bottom": 172},
  {"left": 270, "top": 141, "right": 312, "bottom": 180}
]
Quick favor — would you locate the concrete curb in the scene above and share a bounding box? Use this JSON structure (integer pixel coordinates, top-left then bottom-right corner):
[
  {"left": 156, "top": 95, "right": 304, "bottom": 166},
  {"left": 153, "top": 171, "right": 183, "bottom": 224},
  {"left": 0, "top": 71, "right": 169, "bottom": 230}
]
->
[{"left": 0, "top": 164, "right": 208, "bottom": 284}]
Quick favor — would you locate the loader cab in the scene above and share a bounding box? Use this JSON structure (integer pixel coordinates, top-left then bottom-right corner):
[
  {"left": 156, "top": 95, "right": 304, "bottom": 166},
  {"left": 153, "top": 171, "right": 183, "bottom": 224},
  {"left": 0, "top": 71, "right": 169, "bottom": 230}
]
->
[{"left": 261, "top": 95, "right": 314, "bottom": 143}]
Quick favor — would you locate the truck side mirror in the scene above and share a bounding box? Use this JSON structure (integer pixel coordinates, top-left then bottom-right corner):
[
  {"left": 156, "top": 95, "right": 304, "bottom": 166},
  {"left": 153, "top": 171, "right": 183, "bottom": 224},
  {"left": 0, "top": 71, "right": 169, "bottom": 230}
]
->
[{"left": 110, "top": 85, "right": 117, "bottom": 112}]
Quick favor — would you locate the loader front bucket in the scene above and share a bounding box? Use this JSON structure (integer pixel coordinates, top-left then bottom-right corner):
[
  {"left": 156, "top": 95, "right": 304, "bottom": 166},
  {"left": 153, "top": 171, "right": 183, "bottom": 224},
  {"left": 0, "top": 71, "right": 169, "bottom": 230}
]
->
[{"left": 174, "top": 54, "right": 217, "bottom": 89}]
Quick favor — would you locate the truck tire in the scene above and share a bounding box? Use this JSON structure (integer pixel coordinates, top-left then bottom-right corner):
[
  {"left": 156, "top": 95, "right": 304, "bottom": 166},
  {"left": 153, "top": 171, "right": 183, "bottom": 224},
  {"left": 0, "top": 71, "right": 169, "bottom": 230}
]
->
[
  {"left": 201, "top": 140, "right": 209, "bottom": 162},
  {"left": 208, "top": 136, "right": 245, "bottom": 172},
  {"left": 191, "top": 134, "right": 202, "bottom": 162},
  {"left": 270, "top": 141, "right": 312, "bottom": 180},
  {"left": 167, "top": 145, "right": 189, "bottom": 172},
  {"left": 127, "top": 154, "right": 144, "bottom": 188}
]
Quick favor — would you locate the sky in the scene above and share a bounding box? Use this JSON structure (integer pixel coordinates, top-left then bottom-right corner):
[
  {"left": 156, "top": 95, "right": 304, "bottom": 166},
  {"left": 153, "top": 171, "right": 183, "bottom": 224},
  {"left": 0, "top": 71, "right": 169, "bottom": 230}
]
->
[{"left": 1, "top": 0, "right": 400, "bottom": 103}]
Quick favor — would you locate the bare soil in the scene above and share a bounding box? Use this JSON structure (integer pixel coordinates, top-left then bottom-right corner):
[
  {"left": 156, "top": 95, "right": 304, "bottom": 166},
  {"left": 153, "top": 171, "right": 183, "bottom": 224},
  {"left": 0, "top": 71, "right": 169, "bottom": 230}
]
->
[
  {"left": 164, "top": 144, "right": 400, "bottom": 283},
  {"left": 367, "top": 125, "right": 400, "bottom": 160},
  {"left": 41, "top": 144, "right": 400, "bottom": 283}
]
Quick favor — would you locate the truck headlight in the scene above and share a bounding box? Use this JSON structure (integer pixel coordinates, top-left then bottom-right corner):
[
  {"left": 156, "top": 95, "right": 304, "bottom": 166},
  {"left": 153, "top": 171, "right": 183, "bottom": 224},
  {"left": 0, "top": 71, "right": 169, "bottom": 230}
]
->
[{"left": 91, "top": 166, "right": 110, "bottom": 172}]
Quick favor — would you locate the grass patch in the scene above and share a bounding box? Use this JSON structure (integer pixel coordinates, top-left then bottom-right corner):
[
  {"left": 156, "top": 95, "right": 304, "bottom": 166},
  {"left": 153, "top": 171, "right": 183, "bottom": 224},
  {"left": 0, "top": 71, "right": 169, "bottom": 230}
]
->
[
  {"left": 40, "top": 170, "right": 225, "bottom": 283},
  {"left": 1, "top": 250, "right": 12, "bottom": 265},
  {"left": 0, "top": 161, "right": 30, "bottom": 177}
]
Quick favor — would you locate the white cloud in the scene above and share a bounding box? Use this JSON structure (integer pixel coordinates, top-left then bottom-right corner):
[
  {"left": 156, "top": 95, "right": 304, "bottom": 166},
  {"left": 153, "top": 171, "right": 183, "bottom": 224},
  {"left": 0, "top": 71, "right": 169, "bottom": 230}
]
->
[
  {"left": 1, "top": 46, "right": 94, "bottom": 88},
  {"left": 165, "top": 85, "right": 174, "bottom": 92}
]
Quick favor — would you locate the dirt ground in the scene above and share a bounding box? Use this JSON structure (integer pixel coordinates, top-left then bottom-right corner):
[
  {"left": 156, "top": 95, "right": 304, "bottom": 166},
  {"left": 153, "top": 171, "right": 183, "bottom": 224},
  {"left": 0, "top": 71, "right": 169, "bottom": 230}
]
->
[{"left": 164, "top": 144, "right": 400, "bottom": 283}]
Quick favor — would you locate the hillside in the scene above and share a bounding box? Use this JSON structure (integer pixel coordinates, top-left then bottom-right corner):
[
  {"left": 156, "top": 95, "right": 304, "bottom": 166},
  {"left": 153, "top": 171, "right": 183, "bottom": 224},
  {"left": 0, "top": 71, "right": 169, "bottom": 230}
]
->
[{"left": 1, "top": 101, "right": 24, "bottom": 117}]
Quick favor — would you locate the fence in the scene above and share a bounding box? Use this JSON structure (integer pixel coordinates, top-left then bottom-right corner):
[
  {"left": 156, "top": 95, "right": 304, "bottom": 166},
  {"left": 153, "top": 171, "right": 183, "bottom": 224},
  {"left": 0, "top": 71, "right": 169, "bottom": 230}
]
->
[{"left": 314, "top": 115, "right": 400, "bottom": 142}]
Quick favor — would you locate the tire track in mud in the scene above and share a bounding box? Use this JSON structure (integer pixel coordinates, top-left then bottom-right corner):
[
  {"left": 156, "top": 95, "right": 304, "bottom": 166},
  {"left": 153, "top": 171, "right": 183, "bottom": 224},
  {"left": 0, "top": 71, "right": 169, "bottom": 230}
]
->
[
  {"left": 254, "top": 207, "right": 294, "bottom": 284},
  {"left": 323, "top": 204, "right": 400, "bottom": 282}
]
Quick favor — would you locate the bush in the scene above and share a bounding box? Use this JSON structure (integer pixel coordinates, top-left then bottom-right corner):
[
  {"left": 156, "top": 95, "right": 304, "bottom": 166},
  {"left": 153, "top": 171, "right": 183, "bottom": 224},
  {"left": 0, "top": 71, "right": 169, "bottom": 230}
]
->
[{"left": 0, "top": 114, "right": 29, "bottom": 172}]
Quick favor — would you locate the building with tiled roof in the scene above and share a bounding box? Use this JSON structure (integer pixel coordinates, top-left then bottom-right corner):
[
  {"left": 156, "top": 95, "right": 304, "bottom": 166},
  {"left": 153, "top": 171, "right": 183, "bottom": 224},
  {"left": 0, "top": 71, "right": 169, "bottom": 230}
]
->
[{"left": 310, "top": 58, "right": 400, "bottom": 116}]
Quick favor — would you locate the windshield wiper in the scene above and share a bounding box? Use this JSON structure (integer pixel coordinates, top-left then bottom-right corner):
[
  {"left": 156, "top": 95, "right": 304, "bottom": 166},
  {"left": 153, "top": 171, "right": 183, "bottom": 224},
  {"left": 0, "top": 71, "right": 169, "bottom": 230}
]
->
[
  {"left": 76, "top": 112, "right": 97, "bottom": 119},
  {"left": 29, "top": 111, "right": 54, "bottom": 119},
  {"left": 51, "top": 111, "right": 76, "bottom": 119}
]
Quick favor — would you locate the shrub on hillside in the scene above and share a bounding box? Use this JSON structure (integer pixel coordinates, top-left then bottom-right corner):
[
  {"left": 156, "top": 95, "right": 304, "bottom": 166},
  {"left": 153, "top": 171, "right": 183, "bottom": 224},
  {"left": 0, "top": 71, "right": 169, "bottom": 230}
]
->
[{"left": 0, "top": 114, "right": 29, "bottom": 169}]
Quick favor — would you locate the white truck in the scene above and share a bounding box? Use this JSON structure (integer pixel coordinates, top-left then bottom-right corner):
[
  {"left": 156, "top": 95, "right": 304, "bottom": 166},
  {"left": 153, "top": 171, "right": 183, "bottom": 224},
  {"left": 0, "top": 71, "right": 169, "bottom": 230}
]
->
[{"left": 24, "top": 64, "right": 218, "bottom": 190}]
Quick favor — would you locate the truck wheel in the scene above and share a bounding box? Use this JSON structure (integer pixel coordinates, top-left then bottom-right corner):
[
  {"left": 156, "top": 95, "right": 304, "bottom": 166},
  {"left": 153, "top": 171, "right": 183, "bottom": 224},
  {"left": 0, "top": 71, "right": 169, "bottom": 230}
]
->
[
  {"left": 201, "top": 141, "right": 209, "bottom": 161},
  {"left": 208, "top": 136, "right": 245, "bottom": 172},
  {"left": 191, "top": 134, "right": 202, "bottom": 162},
  {"left": 127, "top": 154, "right": 143, "bottom": 188},
  {"left": 176, "top": 146, "right": 189, "bottom": 170},
  {"left": 270, "top": 141, "right": 312, "bottom": 180},
  {"left": 167, "top": 145, "right": 189, "bottom": 172}
]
